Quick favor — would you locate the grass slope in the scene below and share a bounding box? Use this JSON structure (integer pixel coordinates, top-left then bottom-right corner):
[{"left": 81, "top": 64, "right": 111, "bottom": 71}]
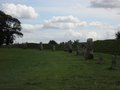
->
[{"left": 0, "top": 48, "right": 120, "bottom": 90}]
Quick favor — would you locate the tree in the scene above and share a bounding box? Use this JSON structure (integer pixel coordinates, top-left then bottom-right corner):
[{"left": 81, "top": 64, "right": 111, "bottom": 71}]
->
[
  {"left": 0, "top": 10, "right": 23, "bottom": 46},
  {"left": 59, "top": 42, "right": 64, "bottom": 45},
  {"left": 73, "top": 39, "right": 79, "bottom": 45},
  {"left": 48, "top": 40, "right": 57, "bottom": 45},
  {"left": 115, "top": 31, "right": 120, "bottom": 40}
]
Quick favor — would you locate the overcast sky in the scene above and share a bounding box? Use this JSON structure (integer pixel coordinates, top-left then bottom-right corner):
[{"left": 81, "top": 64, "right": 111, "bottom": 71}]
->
[{"left": 0, "top": 0, "right": 120, "bottom": 43}]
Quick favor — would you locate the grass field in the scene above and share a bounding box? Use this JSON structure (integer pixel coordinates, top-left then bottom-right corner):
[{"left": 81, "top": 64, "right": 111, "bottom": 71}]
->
[{"left": 0, "top": 48, "right": 120, "bottom": 90}]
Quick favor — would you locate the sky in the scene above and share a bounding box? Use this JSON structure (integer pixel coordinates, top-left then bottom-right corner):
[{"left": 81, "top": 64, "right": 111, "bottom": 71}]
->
[{"left": 0, "top": 0, "right": 120, "bottom": 43}]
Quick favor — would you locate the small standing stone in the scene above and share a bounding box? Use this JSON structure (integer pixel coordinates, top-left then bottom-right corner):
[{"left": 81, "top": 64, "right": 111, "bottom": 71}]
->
[
  {"left": 23, "top": 43, "right": 27, "bottom": 49},
  {"left": 64, "top": 42, "right": 68, "bottom": 51},
  {"left": 97, "top": 55, "right": 103, "bottom": 64},
  {"left": 76, "top": 45, "right": 80, "bottom": 55},
  {"left": 110, "top": 55, "right": 117, "bottom": 70},
  {"left": 80, "top": 44, "right": 85, "bottom": 56}
]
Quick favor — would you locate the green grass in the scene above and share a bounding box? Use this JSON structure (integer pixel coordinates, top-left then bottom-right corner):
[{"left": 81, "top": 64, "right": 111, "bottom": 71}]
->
[{"left": 0, "top": 48, "right": 120, "bottom": 90}]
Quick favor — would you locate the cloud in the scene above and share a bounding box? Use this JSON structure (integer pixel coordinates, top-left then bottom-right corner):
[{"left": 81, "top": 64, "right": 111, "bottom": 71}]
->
[
  {"left": 90, "top": 0, "right": 120, "bottom": 8},
  {"left": 42, "top": 15, "right": 86, "bottom": 29},
  {"left": 1, "top": 3, "right": 38, "bottom": 19},
  {"left": 42, "top": 15, "right": 110, "bottom": 30},
  {"left": 41, "top": 15, "right": 118, "bottom": 30},
  {"left": 65, "top": 29, "right": 115, "bottom": 42},
  {"left": 22, "top": 24, "right": 43, "bottom": 31},
  {"left": 19, "top": 15, "right": 119, "bottom": 43},
  {"left": 21, "top": 15, "right": 88, "bottom": 30},
  {"left": 22, "top": 15, "right": 119, "bottom": 31},
  {"left": 17, "top": 28, "right": 116, "bottom": 43}
]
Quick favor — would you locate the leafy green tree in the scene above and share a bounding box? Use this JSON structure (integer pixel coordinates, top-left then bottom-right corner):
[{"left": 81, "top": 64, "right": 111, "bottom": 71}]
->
[
  {"left": 48, "top": 40, "right": 58, "bottom": 45},
  {"left": 116, "top": 31, "right": 120, "bottom": 40},
  {"left": 73, "top": 39, "right": 79, "bottom": 45},
  {"left": 59, "top": 42, "right": 64, "bottom": 45},
  {"left": 0, "top": 10, "right": 23, "bottom": 45}
]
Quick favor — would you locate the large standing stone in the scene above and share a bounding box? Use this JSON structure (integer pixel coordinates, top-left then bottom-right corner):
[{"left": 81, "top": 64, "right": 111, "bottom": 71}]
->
[
  {"left": 39, "top": 42, "right": 43, "bottom": 50},
  {"left": 84, "top": 38, "right": 94, "bottom": 60},
  {"left": 68, "top": 41, "right": 72, "bottom": 53}
]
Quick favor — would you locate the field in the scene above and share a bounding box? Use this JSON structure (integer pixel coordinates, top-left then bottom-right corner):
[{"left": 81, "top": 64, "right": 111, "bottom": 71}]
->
[{"left": 0, "top": 48, "right": 120, "bottom": 90}]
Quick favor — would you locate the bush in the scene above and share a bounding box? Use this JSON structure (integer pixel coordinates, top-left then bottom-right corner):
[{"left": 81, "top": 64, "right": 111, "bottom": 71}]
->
[{"left": 94, "top": 39, "right": 120, "bottom": 55}]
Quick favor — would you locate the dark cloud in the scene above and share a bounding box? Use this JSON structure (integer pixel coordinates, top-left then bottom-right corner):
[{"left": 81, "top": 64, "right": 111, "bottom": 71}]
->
[{"left": 90, "top": 0, "right": 120, "bottom": 8}]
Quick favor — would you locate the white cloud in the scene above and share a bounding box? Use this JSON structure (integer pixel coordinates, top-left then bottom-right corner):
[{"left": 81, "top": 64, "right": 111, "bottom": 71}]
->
[
  {"left": 90, "top": 0, "right": 120, "bottom": 8},
  {"left": 45, "top": 15, "right": 80, "bottom": 23},
  {"left": 16, "top": 30, "right": 66, "bottom": 43},
  {"left": 1, "top": 3, "right": 38, "bottom": 19},
  {"left": 88, "top": 22, "right": 103, "bottom": 27},
  {"left": 42, "top": 15, "right": 111, "bottom": 30},
  {"left": 22, "top": 24, "right": 43, "bottom": 31},
  {"left": 42, "top": 15, "right": 84, "bottom": 29},
  {"left": 22, "top": 16, "right": 119, "bottom": 31},
  {"left": 65, "top": 29, "right": 115, "bottom": 42},
  {"left": 20, "top": 16, "right": 88, "bottom": 30},
  {"left": 19, "top": 15, "right": 119, "bottom": 43},
  {"left": 42, "top": 16, "right": 119, "bottom": 30},
  {"left": 17, "top": 28, "right": 116, "bottom": 43}
]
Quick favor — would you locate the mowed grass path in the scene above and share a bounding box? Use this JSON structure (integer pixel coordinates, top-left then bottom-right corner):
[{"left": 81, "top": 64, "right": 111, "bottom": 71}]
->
[{"left": 0, "top": 48, "right": 120, "bottom": 90}]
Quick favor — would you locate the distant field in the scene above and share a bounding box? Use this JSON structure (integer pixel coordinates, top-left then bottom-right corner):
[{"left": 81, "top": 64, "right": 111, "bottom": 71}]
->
[{"left": 0, "top": 48, "right": 120, "bottom": 90}]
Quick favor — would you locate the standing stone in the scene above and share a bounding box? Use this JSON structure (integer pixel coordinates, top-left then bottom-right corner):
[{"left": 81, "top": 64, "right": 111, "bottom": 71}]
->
[
  {"left": 84, "top": 38, "right": 94, "bottom": 60},
  {"left": 76, "top": 45, "right": 80, "bottom": 55},
  {"left": 84, "top": 47, "right": 89, "bottom": 59},
  {"left": 64, "top": 42, "right": 68, "bottom": 51},
  {"left": 68, "top": 41, "right": 72, "bottom": 53},
  {"left": 23, "top": 43, "right": 27, "bottom": 49},
  {"left": 52, "top": 45, "right": 56, "bottom": 51},
  {"left": 110, "top": 55, "right": 117, "bottom": 70},
  {"left": 80, "top": 44, "right": 85, "bottom": 56},
  {"left": 39, "top": 42, "right": 43, "bottom": 50},
  {"left": 97, "top": 55, "right": 103, "bottom": 64}
]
